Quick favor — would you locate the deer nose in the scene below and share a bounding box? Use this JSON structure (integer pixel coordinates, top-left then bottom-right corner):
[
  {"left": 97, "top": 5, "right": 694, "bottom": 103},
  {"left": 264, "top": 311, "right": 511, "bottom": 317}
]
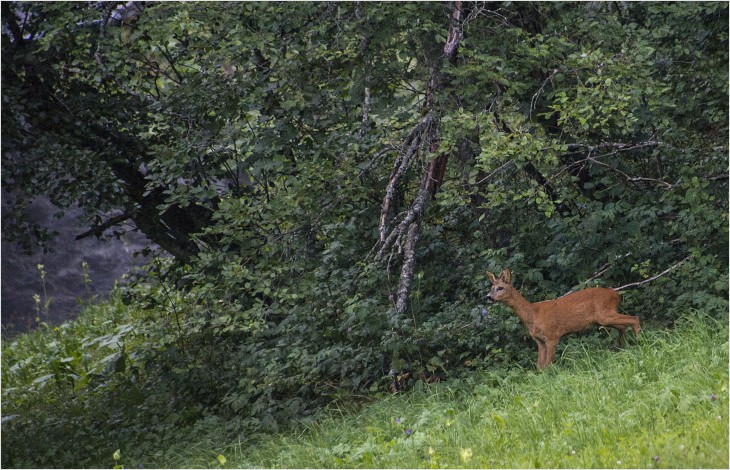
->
[{"left": 486, "top": 294, "right": 494, "bottom": 302}]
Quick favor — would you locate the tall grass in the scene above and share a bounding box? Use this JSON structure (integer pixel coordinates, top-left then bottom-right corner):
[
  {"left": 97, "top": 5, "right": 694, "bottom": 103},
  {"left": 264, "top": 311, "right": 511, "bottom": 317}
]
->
[
  {"left": 218, "top": 313, "right": 728, "bottom": 469},
  {"left": 1, "top": 293, "right": 154, "bottom": 468}
]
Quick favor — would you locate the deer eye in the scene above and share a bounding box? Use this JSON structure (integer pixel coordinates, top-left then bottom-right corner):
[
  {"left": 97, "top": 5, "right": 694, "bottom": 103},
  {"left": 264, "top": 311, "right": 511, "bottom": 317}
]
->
[{"left": 496, "top": 286, "right": 504, "bottom": 292}]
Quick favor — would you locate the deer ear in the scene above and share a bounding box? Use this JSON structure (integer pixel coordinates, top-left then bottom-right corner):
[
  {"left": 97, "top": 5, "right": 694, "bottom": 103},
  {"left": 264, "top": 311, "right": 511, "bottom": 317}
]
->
[
  {"left": 486, "top": 271, "right": 497, "bottom": 284},
  {"left": 500, "top": 268, "right": 512, "bottom": 284}
]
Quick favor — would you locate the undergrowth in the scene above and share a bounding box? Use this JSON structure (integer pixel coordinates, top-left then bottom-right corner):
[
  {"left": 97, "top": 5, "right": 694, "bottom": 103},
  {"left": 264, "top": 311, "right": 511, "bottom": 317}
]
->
[
  {"left": 216, "top": 314, "right": 728, "bottom": 469},
  {"left": 2, "top": 301, "right": 727, "bottom": 469}
]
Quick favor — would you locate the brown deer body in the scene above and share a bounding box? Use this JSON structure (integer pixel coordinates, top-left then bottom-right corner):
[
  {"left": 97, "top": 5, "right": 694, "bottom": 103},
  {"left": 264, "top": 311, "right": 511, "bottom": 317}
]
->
[{"left": 486, "top": 268, "right": 640, "bottom": 370}]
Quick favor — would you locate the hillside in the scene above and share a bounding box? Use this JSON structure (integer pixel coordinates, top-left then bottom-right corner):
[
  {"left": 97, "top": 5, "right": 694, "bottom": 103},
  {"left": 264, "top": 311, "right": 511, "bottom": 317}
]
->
[
  {"left": 3, "top": 298, "right": 727, "bottom": 468},
  {"left": 213, "top": 314, "right": 730, "bottom": 469}
]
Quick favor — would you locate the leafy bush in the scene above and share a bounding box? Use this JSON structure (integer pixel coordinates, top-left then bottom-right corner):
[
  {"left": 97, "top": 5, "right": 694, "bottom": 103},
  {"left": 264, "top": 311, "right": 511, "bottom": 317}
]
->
[{"left": 226, "top": 313, "right": 730, "bottom": 469}]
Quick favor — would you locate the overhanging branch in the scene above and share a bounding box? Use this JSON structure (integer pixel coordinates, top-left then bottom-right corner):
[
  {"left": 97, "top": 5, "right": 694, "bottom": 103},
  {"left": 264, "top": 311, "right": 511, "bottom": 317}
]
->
[{"left": 75, "top": 212, "right": 132, "bottom": 240}]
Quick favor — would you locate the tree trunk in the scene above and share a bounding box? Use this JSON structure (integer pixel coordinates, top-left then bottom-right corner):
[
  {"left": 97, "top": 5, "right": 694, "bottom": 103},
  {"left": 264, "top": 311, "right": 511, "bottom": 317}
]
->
[{"left": 378, "top": 1, "right": 464, "bottom": 315}]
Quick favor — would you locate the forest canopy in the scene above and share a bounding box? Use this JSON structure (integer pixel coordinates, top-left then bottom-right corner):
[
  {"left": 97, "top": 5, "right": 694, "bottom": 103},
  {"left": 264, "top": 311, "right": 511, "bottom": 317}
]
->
[{"left": 2, "top": 0, "right": 728, "bottom": 440}]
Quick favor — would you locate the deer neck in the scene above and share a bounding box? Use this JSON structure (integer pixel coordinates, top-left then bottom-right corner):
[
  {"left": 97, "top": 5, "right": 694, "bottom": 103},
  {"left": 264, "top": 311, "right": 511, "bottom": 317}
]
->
[{"left": 504, "top": 289, "right": 537, "bottom": 327}]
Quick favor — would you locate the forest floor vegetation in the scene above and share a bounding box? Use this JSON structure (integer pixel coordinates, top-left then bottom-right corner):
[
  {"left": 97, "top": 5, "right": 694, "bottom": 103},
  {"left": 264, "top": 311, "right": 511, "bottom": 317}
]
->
[
  {"left": 3, "top": 296, "right": 726, "bottom": 469},
  {"left": 207, "top": 314, "right": 729, "bottom": 469}
]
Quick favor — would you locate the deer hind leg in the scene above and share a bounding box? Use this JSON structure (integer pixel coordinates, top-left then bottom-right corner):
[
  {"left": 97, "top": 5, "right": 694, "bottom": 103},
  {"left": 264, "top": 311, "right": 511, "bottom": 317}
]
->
[
  {"left": 544, "top": 339, "right": 559, "bottom": 369},
  {"left": 601, "top": 312, "right": 641, "bottom": 345},
  {"left": 614, "top": 325, "right": 627, "bottom": 347}
]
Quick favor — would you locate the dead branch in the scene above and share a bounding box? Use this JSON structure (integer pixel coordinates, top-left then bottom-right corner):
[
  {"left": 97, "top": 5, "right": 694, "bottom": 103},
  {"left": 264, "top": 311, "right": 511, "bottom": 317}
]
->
[
  {"left": 559, "top": 252, "right": 632, "bottom": 298},
  {"left": 377, "top": 1, "right": 464, "bottom": 315},
  {"left": 357, "top": 9, "right": 372, "bottom": 140},
  {"left": 568, "top": 140, "right": 662, "bottom": 154},
  {"left": 530, "top": 69, "right": 559, "bottom": 119},
  {"left": 359, "top": 82, "right": 371, "bottom": 139},
  {"left": 395, "top": 195, "right": 426, "bottom": 313},
  {"left": 444, "top": 1, "right": 464, "bottom": 61},
  {"left": 358, "top": 145, "right": 397, "bottom": 180},
  {"left": 587, "top": 156, "right": 674, "bottom": 188},
  {"left": 550, "top": 139, "right": 668, "bottom": 187},
  {"left": 614, "top": 255, "right": 691, "bottom": 291},
  {"left": 474, "top": 159, "right": 515, "bottom": 185},
  {"left": 378, "top": 116, "right": 432, "bottom": 245}
]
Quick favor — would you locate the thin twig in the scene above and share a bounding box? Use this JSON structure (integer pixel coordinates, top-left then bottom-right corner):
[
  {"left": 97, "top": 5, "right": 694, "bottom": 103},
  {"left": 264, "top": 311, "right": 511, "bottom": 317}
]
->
[
  {"left": 614, "top": 255, "right": 691, "bottom": 291},
  {"left": 474, "top": 159, "right": 515, "bottom": 185},
  {"left": 358, "top": 145, "right": 396, "bottom": 180},
  {"left": 530, "top": 69, "right": 559, "bottom": 119},
  {"left": 587, "top": 156, "right": 674, "bottom": 188},
  {"left": 559, "top": 252, "right": 632, "bottom": 298}
]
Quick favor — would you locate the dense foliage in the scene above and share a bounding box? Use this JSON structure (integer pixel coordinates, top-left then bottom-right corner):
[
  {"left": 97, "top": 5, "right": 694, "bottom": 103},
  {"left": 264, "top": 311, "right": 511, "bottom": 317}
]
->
[
  {"left": 2, "top": 2, "right": 727, "bottom": 467},
  {"left": 223, "top": 314, "right": 729, "bottom": 468}
]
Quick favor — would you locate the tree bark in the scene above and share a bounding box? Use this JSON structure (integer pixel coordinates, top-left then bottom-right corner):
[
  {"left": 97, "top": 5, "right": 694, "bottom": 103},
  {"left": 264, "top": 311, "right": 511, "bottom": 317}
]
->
[{"left": 378, "top": 1, "right": 464, "bottom": 315}]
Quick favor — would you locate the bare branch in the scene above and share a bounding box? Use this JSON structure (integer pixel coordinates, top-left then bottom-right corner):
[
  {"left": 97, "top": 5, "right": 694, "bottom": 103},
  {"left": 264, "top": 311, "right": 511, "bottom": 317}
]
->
[
  {"left": 358, "top": 145, "right": 397, "bottom": 180},
  {"left": 551, "top": 140, "right": 669, "bottom": 188},
  {"left": 379, "top": 135, "right": 419, "bottom": 244},
  {"left": 587, "top": 156, "right": 674, "bottom": 188},
  {"left": 395, "top": 195, "right": 426, "bottom": 313},
  {"left": 359, "top": 81, "right": 371, "bottom": 139},
  {"left": 465, "top": 4, "right": 515, "bottom": 28},
  {"left": 75, "top": 212, "right": 132, "bottom": 240},
  {"left": 378, "top": 115, "right": 433, "bottom": 244},
  {"left": 357, "top": 8, "right": 372, "bottom": 140},
  {"left": 567, "top": 140, "right": 662, "bottom": 155},
  {"left": 474, "top": 159, "right": 515, "bottom": 185},
  {"left": 443, "top": 1, "right": 464, "bottom": 62},
  {"left": 581, "top": 262, "right": 613, "bottom": 285},
  {"left": 530, "top": 69, "right": 558, "bottom": 119},
  {"left": 559, "top": 252, "right": 633, "bottom": 298},
  {"left": 614, "top": 256, "right": 691, "bottom": 291}
]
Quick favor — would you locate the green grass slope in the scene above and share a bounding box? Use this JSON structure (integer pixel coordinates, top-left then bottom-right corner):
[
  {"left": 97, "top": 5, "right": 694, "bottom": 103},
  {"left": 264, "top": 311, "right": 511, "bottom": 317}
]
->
[
  {"left": 2, "top": 307, "right": 727, "bottom": 469},
  {"left": 216, "top": 314, "right": 728, "bottom": 469}
]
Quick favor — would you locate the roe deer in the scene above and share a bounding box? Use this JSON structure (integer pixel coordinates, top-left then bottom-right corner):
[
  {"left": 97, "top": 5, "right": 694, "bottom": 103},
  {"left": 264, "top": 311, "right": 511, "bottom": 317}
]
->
[{"left": 486, "top": 268, "right": 640, "bottom": 370}]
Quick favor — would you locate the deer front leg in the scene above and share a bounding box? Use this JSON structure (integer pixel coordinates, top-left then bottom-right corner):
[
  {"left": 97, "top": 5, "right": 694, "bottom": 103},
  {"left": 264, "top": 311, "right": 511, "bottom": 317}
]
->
[
  {"left": 534, "top": 337, "right": 547, "bottom": 370},
  {"left": 541, "top": 338, "right": 559, "bottom": 370}
]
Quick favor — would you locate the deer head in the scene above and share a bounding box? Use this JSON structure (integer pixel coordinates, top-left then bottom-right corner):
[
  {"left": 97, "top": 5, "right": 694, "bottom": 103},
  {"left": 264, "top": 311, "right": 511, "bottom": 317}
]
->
[{"left": 486, "top": 268, "right": 513, "bottom": 303}]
